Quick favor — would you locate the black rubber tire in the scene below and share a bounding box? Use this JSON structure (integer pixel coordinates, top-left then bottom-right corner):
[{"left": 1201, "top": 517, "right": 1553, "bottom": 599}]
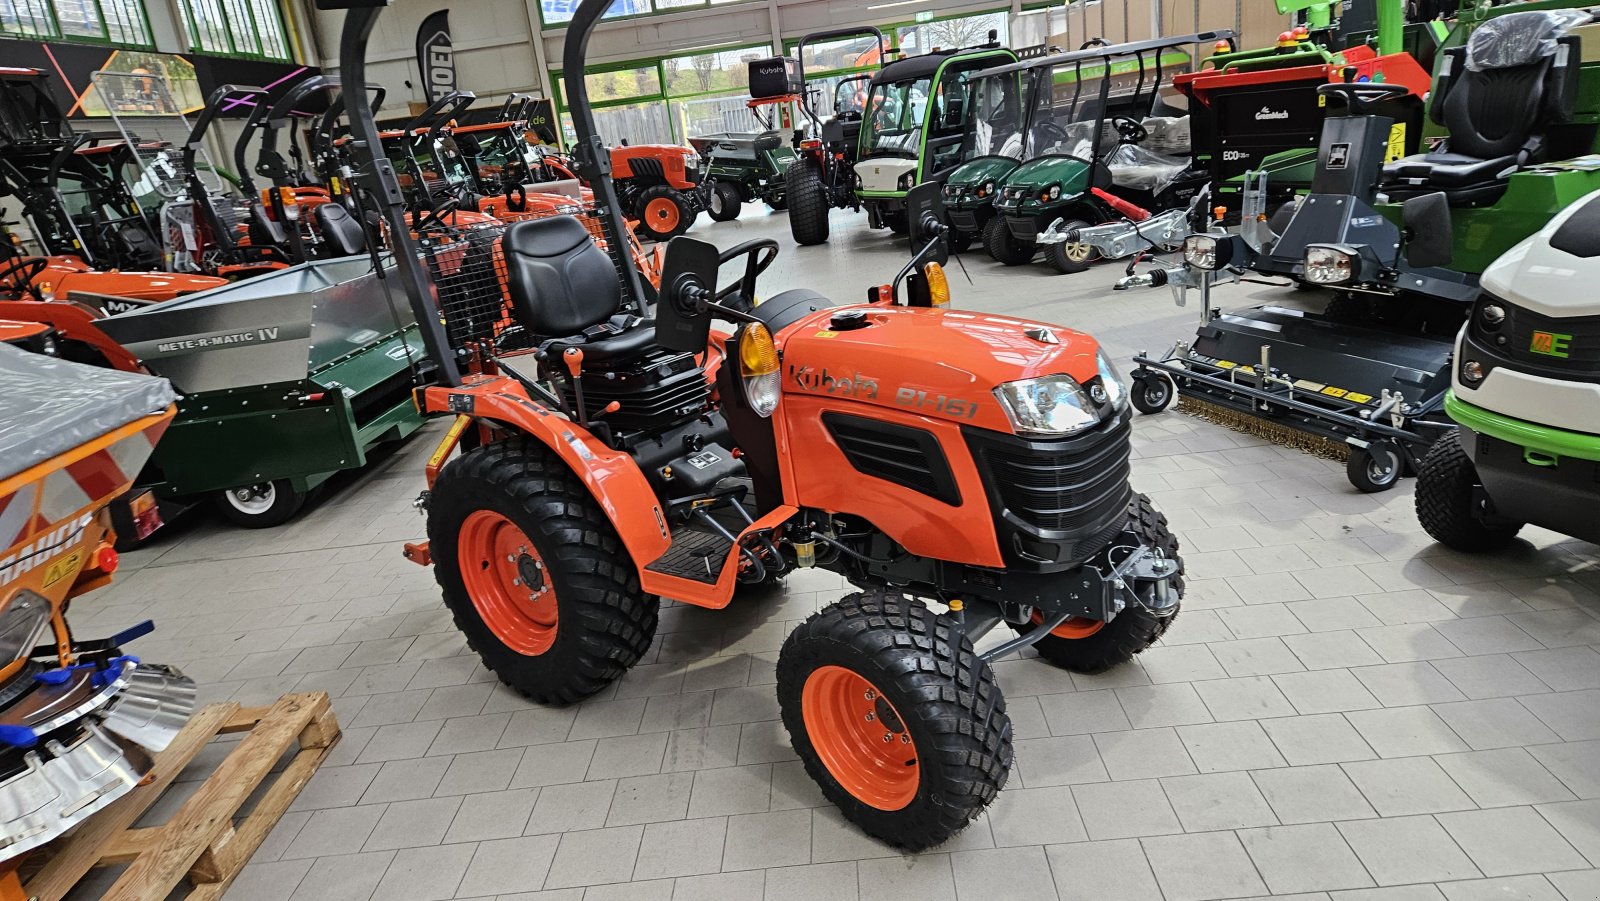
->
[
  {"left": 428, "top": 440, "right": 659, "bottom": 705},
  {"left": 1131, "top": 373, "right": 1175, "bottom": 415},
  {"left": 1415, "top": 431, "right": 1523, "bottom": 552},
  {"left": 1010, "top": 494, "right": 1184, "bottom": 674},
  {"left": 785, "top": 159, "right": 830, "bottom": 246},
  {"left": 214, "top": 479, "right": 306, "bottom": 528},
  {"left": 708, "top": 181, "right": 743, "bottom": 222},
  {"left": 635, "top": 185, "right": 696, "bottom": 241},
  {"left": 1347, "top": 440, "right": 1403, "bottom": 493},
  {"left": 984, "top": 216, "right": 1034, "bottom": 266},
  {"left": 1323, "top": 291, "right": 1370, "bottom": 324},
  {"left": 1043, "top": 220, "right": 1099, "bottom": 274},
  {"left": 778, "top": 590, "right": 1012, "bottom": 851},
  {"left": 947, "top": 228, "right": 974, "bottom": 255}
]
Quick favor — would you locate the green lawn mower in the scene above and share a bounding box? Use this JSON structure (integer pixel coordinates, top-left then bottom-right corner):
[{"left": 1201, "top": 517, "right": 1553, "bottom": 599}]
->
[
  {"left": 689, "top": 97, "right": 797, "bottom": 221},
  {"left": 1416, "top": 188, "right": 1600, "bottom": 550}
]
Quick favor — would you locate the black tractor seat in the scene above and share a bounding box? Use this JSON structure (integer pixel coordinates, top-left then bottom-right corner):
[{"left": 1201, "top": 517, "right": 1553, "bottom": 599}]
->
[
  {"left": 315, "top": 202, "right": 367, "bottom": 256},
  {"left": 1383, "top": 10, "right": 1582, "bottom": 206},
  {"left": 501, "top": 215, "right": 655, "bottom": 366}
]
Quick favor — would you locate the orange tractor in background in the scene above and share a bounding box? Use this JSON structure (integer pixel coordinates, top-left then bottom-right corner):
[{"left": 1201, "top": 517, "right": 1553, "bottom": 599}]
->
[{"left": 609, "top": 143, "right": 708, "bottom": 241}]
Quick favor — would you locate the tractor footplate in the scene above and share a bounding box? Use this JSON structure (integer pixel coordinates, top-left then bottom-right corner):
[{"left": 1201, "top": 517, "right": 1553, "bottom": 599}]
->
[{"left": 646, "top": 528, "right": 733, "bottom": 584}]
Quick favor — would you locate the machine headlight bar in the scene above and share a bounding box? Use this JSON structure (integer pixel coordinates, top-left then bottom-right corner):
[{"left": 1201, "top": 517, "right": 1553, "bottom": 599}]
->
[
  {"left": 994, "top": 374, "right": 1101, "bottom": 437},
  {"left": 898, "top": 172, "right": 916, "bottom": 190},
  {"left": 978, "top": 180, "right": 996, "bottom": 198},
  {"left": 1304, "top": 245, "right": 1358, "bottom": 285},
  {"left": 1039, "top": 183, "right": 1062, "bottom": 202},
  {"left": 1183, "top": 234, "right": 1222, "bottom": 270},
  {"left": 0, "top": 591, "right": 52, "bottom": 667}
]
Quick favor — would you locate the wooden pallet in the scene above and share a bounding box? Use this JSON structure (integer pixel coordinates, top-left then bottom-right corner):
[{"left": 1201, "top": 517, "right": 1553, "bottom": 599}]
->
[{"left": 20, "top": 691, "right": 340, "bottom": 901}]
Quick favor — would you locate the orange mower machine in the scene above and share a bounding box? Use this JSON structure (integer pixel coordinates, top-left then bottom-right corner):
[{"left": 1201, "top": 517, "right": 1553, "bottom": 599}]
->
[
  {"left": 609, "top": 143, "right": 707, "bottom": 242},
  {"left": 331, "top": 0, "right": 1186, "bottom": 850},
  {"left": 0, "top": 339, "right": 195, "bottom": 883}
]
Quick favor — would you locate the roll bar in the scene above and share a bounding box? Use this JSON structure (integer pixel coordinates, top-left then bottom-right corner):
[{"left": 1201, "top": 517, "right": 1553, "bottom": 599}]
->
[
  {"left": 794, "top": 26, "right": 887, "bottom": 126},
  {"left": 186, "top": 85, "right": 267, "bottom": 186}
]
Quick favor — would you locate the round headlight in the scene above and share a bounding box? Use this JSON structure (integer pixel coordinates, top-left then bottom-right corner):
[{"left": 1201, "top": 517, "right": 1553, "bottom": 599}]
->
[
  {"left": 981, "top": 180, "right": 996, "bottom": 197},
  {"left": 1480, "top": 304, "right": 1506, "bottom": 329},
  {"left": 1461, "top": 360, "right": 1485, "bottom": 384}
]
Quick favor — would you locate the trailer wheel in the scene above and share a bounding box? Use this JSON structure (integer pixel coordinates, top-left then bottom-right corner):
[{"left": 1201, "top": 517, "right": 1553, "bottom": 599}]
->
[
  {"left": 785, "top": 158, "right": 830, "bottom": 245},
  {"left": 947, "top": 228, "right": 974, "bottom": 255},
  {"left": 778, "top": 590, "right": 1011, "bottom": 851},
  {"left": 1415, "top": 431, "right": 1523, "bottom": 552},
  {"left": 1131, "top": 373, "right": 1175, "bottom": 415},
  {"left": 1010, "top": 494, "right": 1183, "bottom": 674},
  {"left": 636, "top": 186, "right": 696, "bottom": 241},
  {"left": 429, "top": 440, "right": 659, "bottom": 705},
  {"left": 984, "top": 217, "right": 1034, "bottom": 266},
  {"left": 1043, "top": 220, "right": 1099, "bottom": 274},
  {"left": 1347, "top": 440, "right": 1403, "bottom": 493},
  {"left": 708, "top": 182, "right": 743, "bottom": 222},
  {"left": 215, "top": 480, "right": 306, "bottom": 528}
]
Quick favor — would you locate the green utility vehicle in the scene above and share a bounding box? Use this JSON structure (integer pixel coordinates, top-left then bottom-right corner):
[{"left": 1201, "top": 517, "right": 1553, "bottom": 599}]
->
[
  {"left": 983, "top": 33, "right": 1225, "bottom": 273},
  {"left": 786, "top": 37, "right": 1016, "bottom": 244},
  {"left": 689, "top": 98, "right": 797, "bottom": 220}
]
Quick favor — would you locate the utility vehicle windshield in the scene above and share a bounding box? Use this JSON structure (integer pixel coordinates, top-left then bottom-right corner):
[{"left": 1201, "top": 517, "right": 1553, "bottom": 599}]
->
[
  {"left": 862, "top": 77, "right": 930, "bottom": 155},
  {"left": 962, "top": 71, "right": 1026, "bottom": 159},
  {"left": 1022, "top": 65, "right": 1106, "bottom": 160}
]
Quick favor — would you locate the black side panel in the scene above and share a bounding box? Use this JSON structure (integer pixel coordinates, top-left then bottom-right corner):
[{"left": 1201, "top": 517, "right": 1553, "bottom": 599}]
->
[
  {"left": 756, "top": 289, "right": 836, "bottom": 336},
  {"left": 1550, "top": 195, "right": 1600, "bottom": 259},
  {"left": 822, "top": 412, "right": 961, "bottom": 506},
  {"left": 715, "top": 336, "right": 783, "bottom": 513}
]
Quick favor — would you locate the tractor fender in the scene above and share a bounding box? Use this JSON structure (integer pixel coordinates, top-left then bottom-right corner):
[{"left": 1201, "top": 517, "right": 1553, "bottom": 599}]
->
[
  {"left": 0, "top": 300, "right": 143, "bottom": 372},
  {"left": 421, "top": 380, "right": 673, "bottom": 572}
]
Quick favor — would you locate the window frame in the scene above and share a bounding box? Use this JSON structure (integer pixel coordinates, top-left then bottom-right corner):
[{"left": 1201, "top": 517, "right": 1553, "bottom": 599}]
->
[
  {"left": 0, "top": 0, "right": 155, "bottom": 48},
  {"left": 178, "top": 0, "right": 295, "bottom": 62},
  {"left": 537, "top": 0, "right": 760, "bottom": 32}
]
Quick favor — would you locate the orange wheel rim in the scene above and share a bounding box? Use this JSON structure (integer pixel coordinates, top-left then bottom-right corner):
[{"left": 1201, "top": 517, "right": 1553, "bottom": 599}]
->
[
  {"left": 645, "top": 197, "right": 681, "bottom": 231},
  {"left": 801, "top": 665, "right": 919, "bottom": 811},
  {"left": 459, "top": 510, "right": 558, "bottom": 655},
  {"left": 1031, "top": 609, "right": 1105, "bottom": 639}
]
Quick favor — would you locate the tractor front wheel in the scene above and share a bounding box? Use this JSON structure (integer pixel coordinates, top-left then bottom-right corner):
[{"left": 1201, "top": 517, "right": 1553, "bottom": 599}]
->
[
  {"left": 708, "top": 181, "right": 743, "bottom": 222},
  {"left": 778, "top": 591, "right": 1012, "bottom": 850},
  {"left": 785, "top": 158, "right": 831, "bottom": 246},
  {"left": 636, "top": 186, "right": 696, "bottom": 241},
  {"left": 215, "top": 480, "right": 307, "bottom": 528},
  {"left": 1010, "top": 494, "right": 1183, "bottom": 674},
  {"left": 947, "top": 228, "right": 974, "bottom": 255},
  {"left": 984, "top": 216, "right": 1034, "bottom": 266},
  {"left": 428, "top": 440, "right": 659, "bottom": 705},
  {"left": 1415, "top": 431, "right": 1523, "bottom": 552}
]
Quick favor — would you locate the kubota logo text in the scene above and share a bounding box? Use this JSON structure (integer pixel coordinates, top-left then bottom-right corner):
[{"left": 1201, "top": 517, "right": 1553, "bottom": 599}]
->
[
  {"left": 789, "top": 365, "right": 878, "bottom": 399},
  {"left": 1530, "top": 331, "right": 1573, "bottom": 358}
]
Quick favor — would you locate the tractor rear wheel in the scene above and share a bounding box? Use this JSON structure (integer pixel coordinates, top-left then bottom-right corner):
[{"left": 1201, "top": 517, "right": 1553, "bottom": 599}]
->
[
  {"left": 1010, "top": 494, "right": 1183, "bottom": 674},
  {"left": 636, "top": 186, "right": 696, "bottom": 241},
  {"left": 778, "top": 590, "right": 1012, "bottom": 850},
  {"left": 785, "top": 158, "right": 831, "bottom": 246},
  {"left": 708, "top": 181, "right": 743, "bottom": 222},
  {"left": 1043, "top": 219, "right": 1098, "bottom": 274},
  {"left": 984, "top": 216, "right": 1034, "bottom": 266},
  {"left": 1415, "top": 431, "right": 1523, "bottom": 552},
  {"left": 428, "top": 439, "right": 658, "bottom": 705}
]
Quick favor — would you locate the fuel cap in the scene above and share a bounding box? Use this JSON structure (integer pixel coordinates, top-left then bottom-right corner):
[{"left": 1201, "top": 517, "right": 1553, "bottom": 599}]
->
[{"left": 830, "top": 309, "right": 870, "bottom": 331}]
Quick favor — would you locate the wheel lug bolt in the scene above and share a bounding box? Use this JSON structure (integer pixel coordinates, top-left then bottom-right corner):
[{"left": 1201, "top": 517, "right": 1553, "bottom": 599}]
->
[
  {"left": 901, "top": 734, "right": 911, "bottom": 743},
  {"left": 513, "top": 578, "right": 521, "bottom": 586},
  {"left": 864, "top": 712, "right": 875, "bottom": 721},
  {"left": 864, "top": 690, "right": 875, "bottom": 700},
  {"left": 883, "top": 733, "right": 893, "bottom": 742}
]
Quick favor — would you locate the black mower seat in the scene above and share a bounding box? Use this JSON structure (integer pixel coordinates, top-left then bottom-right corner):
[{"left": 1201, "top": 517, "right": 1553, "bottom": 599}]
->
[
  {"left": 502, "top": 215, "right": 654, "bottom": 365},
  {"left": 1382, "top": 10, "right": 1580, "bottom": 206},
  {"left": 315, "top": 202, "right": 366, "bottom": 256}
]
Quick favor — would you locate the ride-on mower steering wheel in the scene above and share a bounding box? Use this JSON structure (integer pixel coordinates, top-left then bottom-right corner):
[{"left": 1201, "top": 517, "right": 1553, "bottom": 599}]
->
[
  {"left": 1317, "top": 81, "right": 1409, "bottom": 115},
  {"left": 415, "top": 196, "right": 461, "bottom": 233},
  {"left": 715, "top": 238, "right": 780, "bottom": 310},
  {"left": 1109, "top": 116, "right": 1148, "bottom": 144},
  {"left": 0, "top": 256, "right": 47, "bottom": 300}
]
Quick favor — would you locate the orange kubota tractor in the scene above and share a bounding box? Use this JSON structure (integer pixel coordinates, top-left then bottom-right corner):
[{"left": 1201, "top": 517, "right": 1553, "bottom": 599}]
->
[
  {"left": 330, "top": 0, "right": 1185, "bottom": 850},
  {"left": 609, "top": 143, "right": 707, "bottom": 242}
]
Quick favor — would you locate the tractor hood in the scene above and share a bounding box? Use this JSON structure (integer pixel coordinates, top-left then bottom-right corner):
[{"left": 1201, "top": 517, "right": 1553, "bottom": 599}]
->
[
  {"left": 776, "top": 305, "right": 1102, "bottom": 435},
  {"left": 995, "top": 156, "right": 1091, "bottom": 210},
  {"left": 1481, "top": 192, "right": 1600, "bottom": 318},
  {"left": 858, "top": 157, "right": 919, "bottom": 194}
]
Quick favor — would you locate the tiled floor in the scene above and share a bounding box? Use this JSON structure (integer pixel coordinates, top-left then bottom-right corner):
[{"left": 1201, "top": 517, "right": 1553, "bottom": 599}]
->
[{"left": 84, "top": 206, "right": 1600, "bottom": 901}]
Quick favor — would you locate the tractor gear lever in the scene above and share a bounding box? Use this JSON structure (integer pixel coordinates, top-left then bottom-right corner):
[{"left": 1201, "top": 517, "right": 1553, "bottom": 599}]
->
[{"left": 563, "top": 347, "right": 589, "bottom": 422}]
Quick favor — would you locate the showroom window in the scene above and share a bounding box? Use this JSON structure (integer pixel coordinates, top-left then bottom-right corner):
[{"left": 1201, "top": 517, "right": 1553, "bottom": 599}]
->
[
  {"left": 0, "top": 0, "right": 153, "bottom": 46},
  {"left": 552, "top": 42, "right": 776, "bottom": 146},
  {"left": 540, "top": 0, "right": 750, "bottom": 28},
  {"left": 179, "top": 0, "right": 293, "bottom": 61}
]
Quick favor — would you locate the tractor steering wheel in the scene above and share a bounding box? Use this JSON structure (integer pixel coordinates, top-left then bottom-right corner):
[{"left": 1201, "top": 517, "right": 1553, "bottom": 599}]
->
[
  {"left": 415, "top": 196, "right": 461, "bottom": 234},
  {"left": 715, "top": 238, "right": 780, "bottom": 312},
  {"left": 0, "top": 256, "right": 47, "bottom": 299},
  {"left": 1109, "top": 116, "right": 1148, "bottom": 144},
  {"left": 1317, "top": 81, "right": 1409, "bottom": 114}
]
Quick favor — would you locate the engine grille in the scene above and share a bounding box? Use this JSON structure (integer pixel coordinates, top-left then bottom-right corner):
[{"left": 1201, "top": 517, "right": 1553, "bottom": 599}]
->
[
  {"left": 1473, "top": 297, "right": 1600, "bottom": 373},
  {"left": 823, "top": 413, "right": 960, "bottom": 505},
  {"left": 976, "top": 414, "right": 1132, "bottom": 533}
]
